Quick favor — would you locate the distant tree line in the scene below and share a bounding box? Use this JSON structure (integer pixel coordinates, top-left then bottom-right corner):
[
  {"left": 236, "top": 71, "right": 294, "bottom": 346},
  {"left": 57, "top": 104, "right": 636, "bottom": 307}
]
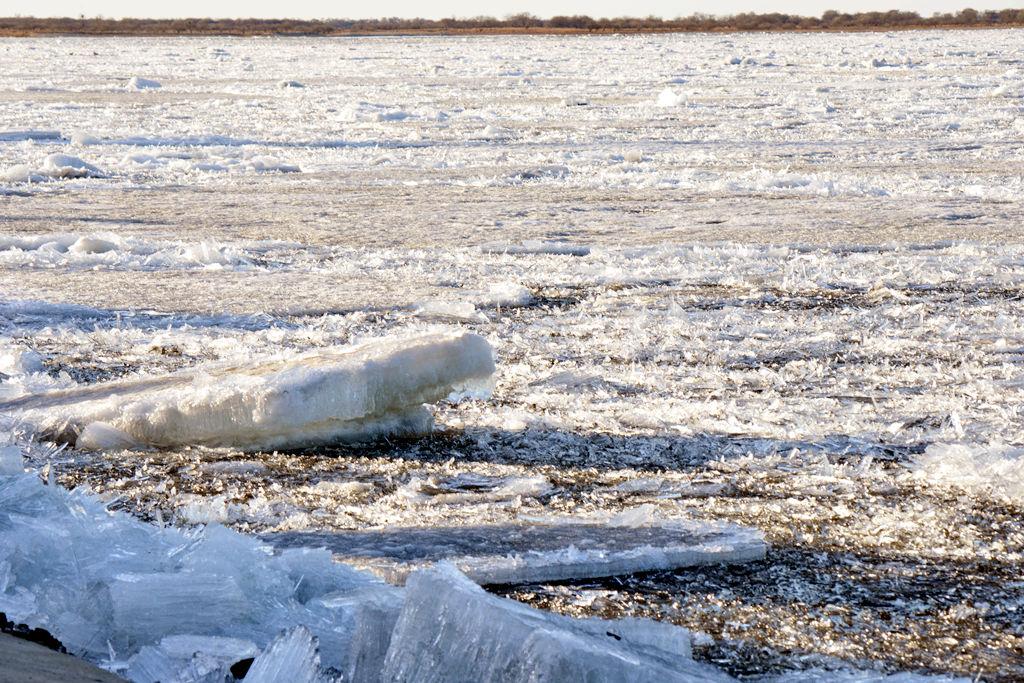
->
[{"left": 2, "top": 9, "right": 1024, "bottom": 36}]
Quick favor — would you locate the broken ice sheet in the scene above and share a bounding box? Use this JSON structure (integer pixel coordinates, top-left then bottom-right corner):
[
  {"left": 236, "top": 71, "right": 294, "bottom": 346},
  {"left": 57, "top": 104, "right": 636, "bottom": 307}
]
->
[
  {"left": 0, "top": 330, "right": 494, "bottom": 451},
  {"left": 381, "top": 562, "right": 734, "bottom": 682},
  {"left": 265, "top": 517, "right": 765, "bottom": 586},
  {"left": 0, "top": 451, "right": 385, "bottom": 670},
  {"left": 125, "top": 634, "right": 259, "bottom": 683}
]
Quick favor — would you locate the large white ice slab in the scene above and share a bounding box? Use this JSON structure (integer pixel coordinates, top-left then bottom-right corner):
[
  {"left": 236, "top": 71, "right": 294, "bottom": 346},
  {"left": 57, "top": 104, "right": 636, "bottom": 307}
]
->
[
  {"left": 381, "top": 562, "right": 735, "bottom": 682},
  {"left": 266, "top": 518, "right": 766, "bottom": 586},
  {"left": 0, "top": 330, "right": 494, "bottom": 451}
]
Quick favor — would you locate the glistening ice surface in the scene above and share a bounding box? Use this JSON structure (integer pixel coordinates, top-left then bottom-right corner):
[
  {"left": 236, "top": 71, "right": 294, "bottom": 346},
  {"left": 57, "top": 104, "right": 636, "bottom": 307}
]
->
[{"left": 2, "top": 29, "right": 1024, "bottom": 679}]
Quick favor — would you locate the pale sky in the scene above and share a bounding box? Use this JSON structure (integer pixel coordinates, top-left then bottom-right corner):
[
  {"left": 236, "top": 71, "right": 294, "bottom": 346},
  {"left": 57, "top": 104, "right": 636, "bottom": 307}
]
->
[{"left": 18, "top": 0, "right": 987, "bottom": 21}]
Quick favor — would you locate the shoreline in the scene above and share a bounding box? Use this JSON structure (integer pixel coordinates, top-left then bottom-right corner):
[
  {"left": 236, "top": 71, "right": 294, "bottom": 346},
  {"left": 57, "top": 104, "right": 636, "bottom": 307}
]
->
[
  {"left": 0, "top": 632, "right": 126, "bottom": 683},
  {"left": 1, "top": 15, "right": 1023, "bottom": 37}
]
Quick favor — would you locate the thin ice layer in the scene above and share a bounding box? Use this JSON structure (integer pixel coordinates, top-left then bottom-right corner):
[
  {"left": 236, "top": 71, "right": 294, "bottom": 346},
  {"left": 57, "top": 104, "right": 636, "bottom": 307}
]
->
[
  {"left": 1, "top": 330, "right": 494, "bottom": 450},
  {"left": 266, "top": 520, "right": 766, "bottom": 586},
  {"left": 381, "top": 562, "right": 734, "bottom": 682}
]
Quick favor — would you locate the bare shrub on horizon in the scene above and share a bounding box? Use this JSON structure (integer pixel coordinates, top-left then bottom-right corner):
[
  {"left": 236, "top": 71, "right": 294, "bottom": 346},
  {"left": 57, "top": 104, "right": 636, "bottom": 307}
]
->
[{"left": 2, "top": 8, "right": 1024, "bottom": 36}]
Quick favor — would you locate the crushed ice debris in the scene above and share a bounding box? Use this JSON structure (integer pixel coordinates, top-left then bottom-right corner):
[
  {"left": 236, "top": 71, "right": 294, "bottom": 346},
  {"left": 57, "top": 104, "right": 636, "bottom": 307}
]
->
[
  {"left": 0, "top": 331, "right": 495, "bottom": 450},
  {"left": 914, "top": 442, "right": 1024, "bottom": 505},
  {"left": 479, "top": 240, "right": 590, "bottom": 256},
  {"left": 752, "top": 669, "right": 972, "bottom": 682}
]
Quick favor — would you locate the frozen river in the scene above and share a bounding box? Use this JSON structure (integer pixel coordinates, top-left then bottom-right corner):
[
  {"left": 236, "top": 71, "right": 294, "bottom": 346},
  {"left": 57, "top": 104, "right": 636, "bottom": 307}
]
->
[{"left": 2, "top": 29, "right": 1024, "bottom": 680}]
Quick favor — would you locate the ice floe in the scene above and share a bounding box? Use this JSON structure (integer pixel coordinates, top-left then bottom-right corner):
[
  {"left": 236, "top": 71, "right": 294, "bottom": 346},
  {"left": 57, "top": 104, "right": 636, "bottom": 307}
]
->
[
  {"left": 0, "top": 130, "right": 62, "bottom": 142},
  {"left": 267, "top": 517, "right": 766, "bottom": 586},
  {"left": 1, "top": 330, "right": 495, "bottom": 450}
]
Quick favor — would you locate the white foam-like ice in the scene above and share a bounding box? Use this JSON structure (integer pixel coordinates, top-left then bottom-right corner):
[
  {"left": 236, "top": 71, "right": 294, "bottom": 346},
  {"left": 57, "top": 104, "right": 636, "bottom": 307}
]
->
[{"left": 2, "top": 330, "right": 495, "bottom": 450}]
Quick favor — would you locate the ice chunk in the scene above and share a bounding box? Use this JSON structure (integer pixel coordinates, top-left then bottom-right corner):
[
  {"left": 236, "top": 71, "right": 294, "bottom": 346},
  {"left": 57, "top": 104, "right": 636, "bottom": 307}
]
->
[
  {"left": 514, "top": 164, "right": 570, "bottom": 181},
  {"left": 125, "top": 634, "right": 259, "bottom": 683},
  {"left": 0, "top": 130, "right": 62, "bottom": 141},
  {"left": 127, "top": 77, "right": 161, "bottom": 89},
  {"left": 624, "top": 148, "right": 644, "bottom": 163},
  {"left": 381, "top": 563, "right": 734, "bottom": 682},
  {"left": 596, "top": 617, "right": 693, "bottom": 659},
  {"left": 308, "top": 583, "right": 404, "bottom": 683},
  {"left": 266, "top": 520, "right": 765, "bottom": 586},
  {"left": 476, "top": 282, "right": 533, "bottom": 308},
  {"left": 915, "top": 442, "right": 1024, "bottom": 505},
  {"left": 68, "top": 235, "right": 119, "bottom": 255},
  {"left": 0, "top": 444, "right": 384, "bottom": 677},
  {"left": 0, "top": 341, "right": 44, "bottom": 378},
  {"left": 41, "top": 154, "right": 103, "bottom": 179},
  {"left": 111, "top": 573, "right": 250, "bottom": 648},
  {"left": 394, "top": 473, "right": 552, "bottom": 506},
  {"left": 70, "top": 130, "right": 101, "bottom": 145},
  {"left": 413, "top": 301, "right": 487, "bottom": 324},
  {"left": 76, "top": 423, "right": 141, "bottom": 451},
  {"left": 2, "top": 330, "right": 495, "bottom": 450},
  {"left": 249, "top": 156, "right": 301, "bottom": 173},
  {"left": 243, "top": 626, "right": 319, "bottom": 683},
  {"left": 656, "top": 87, "right": 686, "bottom": 107},
  {"left": 480, "top": 240, "right": 589, "bottom": 256},
  {"left": 279, "top": 80, "right": 305, "bottom": 88},
  {"left": 0, "top": 445, "right": 23, "bottom": 475},
  {"left": 1, "top": 164, "right": 35, "bottom": 183}
]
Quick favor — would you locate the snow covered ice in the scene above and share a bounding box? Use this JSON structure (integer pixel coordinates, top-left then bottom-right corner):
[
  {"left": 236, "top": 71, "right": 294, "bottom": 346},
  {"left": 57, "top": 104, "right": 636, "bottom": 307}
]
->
[
  {"left": 2, "top": 28, "right": 1024, "bottom": 681},
  {"left": 0, "top": 330, "right": 495, "bottom": 450}
]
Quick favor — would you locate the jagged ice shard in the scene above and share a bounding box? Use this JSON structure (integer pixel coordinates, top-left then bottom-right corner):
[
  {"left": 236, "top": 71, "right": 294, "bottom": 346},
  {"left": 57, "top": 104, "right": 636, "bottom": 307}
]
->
[
  {"left": 382, "top": 562, "right": 736, "bottom": 682},
  {"left": 0, "top": 330, "right": 495, "bottom": 451}
]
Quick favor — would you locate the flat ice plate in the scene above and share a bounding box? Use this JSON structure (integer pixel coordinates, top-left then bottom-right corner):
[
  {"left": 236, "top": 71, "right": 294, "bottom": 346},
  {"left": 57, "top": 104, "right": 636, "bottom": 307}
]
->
[{"left": 264, "top": 522, "right": 765, "bottom": 586}]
